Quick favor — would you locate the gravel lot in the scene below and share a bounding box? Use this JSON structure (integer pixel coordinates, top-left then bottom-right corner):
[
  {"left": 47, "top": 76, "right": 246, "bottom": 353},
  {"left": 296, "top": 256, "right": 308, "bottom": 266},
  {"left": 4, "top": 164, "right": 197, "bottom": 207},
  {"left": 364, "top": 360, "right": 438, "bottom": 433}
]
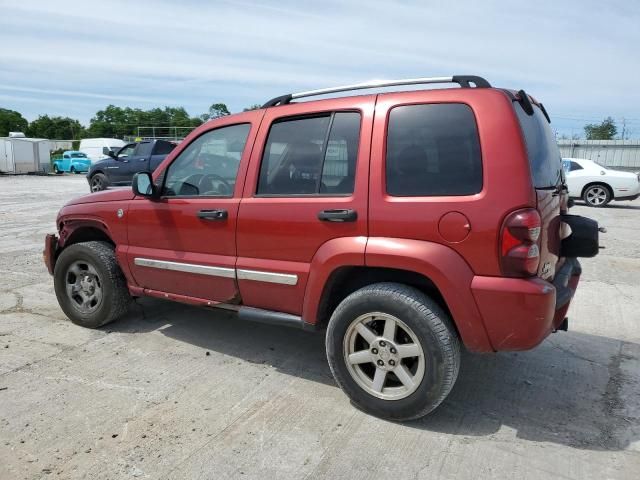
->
[{"left": 0, "top": 174, "right": 639, "bottom": 480}]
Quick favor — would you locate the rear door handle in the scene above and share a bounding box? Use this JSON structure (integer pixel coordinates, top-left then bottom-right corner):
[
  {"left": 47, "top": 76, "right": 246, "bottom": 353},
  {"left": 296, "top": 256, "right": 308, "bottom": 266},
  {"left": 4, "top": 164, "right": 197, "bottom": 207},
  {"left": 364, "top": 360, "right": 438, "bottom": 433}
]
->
[
  {"left": 197, "top": 209, "right": 228, "bottom": 221},
  {"left": 317, "top": 209, "right": 357, "bottom": 222}
]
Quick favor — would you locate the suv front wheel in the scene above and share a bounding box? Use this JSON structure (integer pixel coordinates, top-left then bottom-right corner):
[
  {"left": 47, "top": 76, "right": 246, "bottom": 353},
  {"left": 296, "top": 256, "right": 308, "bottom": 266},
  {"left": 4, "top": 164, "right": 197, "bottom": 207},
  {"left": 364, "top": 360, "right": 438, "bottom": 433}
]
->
[
  {"left": 53, "top": 241, "right": 131, "bottom": 328},
  {"left": 326, "top": 283, "right": 460, "bottom": 421},
  {"left": 90, "top": 173, "right": 108, "bottom": 192}
]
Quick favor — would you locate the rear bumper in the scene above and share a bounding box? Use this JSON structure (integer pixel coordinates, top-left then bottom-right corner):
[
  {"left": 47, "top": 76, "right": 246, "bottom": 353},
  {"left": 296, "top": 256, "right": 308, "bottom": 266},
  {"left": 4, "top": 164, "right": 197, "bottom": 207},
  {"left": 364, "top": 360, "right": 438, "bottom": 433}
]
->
[
  {"left": 43, "top": 234, "right": 59, "bottom": 275},
  {"left": 471, "top": 259, "right": 581, "bottom": 351}
]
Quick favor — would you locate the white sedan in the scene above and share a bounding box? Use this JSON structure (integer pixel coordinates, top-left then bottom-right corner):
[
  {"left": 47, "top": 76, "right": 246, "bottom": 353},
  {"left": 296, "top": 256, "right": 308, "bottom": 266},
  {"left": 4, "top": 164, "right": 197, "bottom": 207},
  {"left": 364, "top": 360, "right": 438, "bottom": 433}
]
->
[{"left": 562, "top": 158, "right": 640, "bottom": 207}]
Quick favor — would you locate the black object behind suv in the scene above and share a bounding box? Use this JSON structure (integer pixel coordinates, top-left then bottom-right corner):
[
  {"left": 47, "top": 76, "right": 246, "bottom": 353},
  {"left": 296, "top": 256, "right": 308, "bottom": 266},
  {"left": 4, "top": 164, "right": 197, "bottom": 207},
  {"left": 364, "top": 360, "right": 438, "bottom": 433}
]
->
[{"left": 86, "top": 140, "right": 176, "bottom": 192}]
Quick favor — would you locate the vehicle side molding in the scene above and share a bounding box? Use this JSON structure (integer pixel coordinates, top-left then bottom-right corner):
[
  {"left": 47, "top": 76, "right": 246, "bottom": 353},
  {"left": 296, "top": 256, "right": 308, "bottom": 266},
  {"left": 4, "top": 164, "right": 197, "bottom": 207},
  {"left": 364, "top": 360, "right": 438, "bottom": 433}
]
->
[{"left": 236, "top": 306, "right": 314, "bottom": 330}]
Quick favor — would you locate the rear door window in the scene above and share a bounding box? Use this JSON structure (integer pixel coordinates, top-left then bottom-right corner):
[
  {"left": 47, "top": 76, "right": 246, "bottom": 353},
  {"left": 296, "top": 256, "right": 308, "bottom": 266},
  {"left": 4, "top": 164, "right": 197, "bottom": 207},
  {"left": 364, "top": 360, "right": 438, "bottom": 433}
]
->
[
  {"left": 257, "top": 112, "right": 361, "bottom": 195},
  {"left": 153, "top": 141, "right": 176, "bottom": 155},
  {"left": 135, "top": 142, "right": 153, "bottom": 157},
  {"left": 386, "top": 103, "right": 483, "bottom": 196},
  {"left": 515, "top": 103, "right": 562, "bottom": 188}
]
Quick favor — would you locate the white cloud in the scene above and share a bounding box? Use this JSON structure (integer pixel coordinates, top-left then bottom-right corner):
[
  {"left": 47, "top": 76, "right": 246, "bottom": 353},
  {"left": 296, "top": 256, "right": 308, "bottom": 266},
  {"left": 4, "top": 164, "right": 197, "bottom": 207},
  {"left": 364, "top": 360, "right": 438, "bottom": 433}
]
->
[{"left": 1, "top": 0, "right": 638, "bottom": 135}]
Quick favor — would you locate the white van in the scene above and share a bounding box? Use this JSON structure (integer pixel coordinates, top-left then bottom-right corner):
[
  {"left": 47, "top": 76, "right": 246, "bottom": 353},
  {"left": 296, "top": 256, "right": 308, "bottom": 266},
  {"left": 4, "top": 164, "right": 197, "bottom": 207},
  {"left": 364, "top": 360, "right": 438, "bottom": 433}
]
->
[{"left": 79, "top": 138, "right": 125, "bottom": 163}]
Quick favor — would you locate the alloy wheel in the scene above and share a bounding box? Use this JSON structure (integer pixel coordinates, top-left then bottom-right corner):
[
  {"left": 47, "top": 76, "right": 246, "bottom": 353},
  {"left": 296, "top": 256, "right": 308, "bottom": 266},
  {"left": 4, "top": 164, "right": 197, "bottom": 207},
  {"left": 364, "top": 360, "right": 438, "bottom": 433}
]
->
[
  {"left": 586, "top": 186, "right": 608, "bottom": 206},
  {"left": 343, "top": 312, "right": 425, "bottom": 400},
  {"left": 90, "top": 177, "right": 103, "bottom": 192}
]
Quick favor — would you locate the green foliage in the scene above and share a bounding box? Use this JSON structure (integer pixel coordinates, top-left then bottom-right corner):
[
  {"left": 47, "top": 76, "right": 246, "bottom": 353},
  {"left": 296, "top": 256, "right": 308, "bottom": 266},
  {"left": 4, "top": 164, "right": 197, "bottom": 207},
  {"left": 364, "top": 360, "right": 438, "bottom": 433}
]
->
[
  {"left": 1, "top": 101, "right": 261, "bottom": 142},
  {"left": 243, "top": 104, "right": 262, "bottom": 111},
  {"left": 86, "top": 105, "right": 203, "bottom": 138},
  {"left": 200, "top": 103, "right": 231, "bottom": 122},
  {"left": 584, "top": 117, "right": 617, "bottom": 140},
  {"left": 0, "top": 108, "right": 29, "bottom": 136},
  {"left": 27, "top": 115, "right": 85, "bottom": 139}
]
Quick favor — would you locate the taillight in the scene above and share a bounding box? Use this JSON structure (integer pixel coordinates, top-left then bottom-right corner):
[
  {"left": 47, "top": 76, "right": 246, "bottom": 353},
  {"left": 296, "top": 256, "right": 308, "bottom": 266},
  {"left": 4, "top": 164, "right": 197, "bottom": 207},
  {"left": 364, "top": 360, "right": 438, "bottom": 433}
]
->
[{"left": 500, "top": 208, "right": 541, "bottom": 277}]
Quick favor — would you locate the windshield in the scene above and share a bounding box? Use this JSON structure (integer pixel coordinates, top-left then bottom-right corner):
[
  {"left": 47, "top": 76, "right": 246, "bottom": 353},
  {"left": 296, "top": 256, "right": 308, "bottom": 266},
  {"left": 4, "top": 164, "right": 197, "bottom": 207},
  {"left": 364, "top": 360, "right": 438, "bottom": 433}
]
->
[
  {"left": 70, "top": 153, "right": 87, "bottom": 158},
  {"left": 514, "top": 102, "right": 563, "bottom": 188}
]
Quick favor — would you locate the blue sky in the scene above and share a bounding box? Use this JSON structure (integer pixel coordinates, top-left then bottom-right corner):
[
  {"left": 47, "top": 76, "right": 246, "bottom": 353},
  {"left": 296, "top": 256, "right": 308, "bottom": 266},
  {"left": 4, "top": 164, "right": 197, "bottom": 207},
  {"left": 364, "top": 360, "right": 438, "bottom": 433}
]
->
[{"left": 1, "top": 0, "right": 639, "bottom": 138}]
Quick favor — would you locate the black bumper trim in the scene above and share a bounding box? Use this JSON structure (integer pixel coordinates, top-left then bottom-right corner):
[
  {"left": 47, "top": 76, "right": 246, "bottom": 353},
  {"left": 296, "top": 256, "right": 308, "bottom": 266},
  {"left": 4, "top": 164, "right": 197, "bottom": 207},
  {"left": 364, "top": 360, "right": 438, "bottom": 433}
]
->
[{"left": 615, "top": 193, "right": 639, "bottom": 201}]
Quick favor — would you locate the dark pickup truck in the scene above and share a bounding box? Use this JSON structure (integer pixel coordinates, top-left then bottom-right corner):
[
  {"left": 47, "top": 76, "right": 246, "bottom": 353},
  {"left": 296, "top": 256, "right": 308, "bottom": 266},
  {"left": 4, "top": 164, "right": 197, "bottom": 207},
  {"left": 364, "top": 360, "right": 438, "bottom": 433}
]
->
[{"left": 86, "top": 139, "right": 176, "bottom": 192}]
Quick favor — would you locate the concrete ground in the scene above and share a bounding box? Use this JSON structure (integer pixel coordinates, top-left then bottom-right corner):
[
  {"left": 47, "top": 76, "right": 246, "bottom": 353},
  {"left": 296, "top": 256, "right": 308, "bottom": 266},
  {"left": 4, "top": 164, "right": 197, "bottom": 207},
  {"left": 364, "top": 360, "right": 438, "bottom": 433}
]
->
[{"left": 0, "top": 174, "right": 639, "bottom": 480}]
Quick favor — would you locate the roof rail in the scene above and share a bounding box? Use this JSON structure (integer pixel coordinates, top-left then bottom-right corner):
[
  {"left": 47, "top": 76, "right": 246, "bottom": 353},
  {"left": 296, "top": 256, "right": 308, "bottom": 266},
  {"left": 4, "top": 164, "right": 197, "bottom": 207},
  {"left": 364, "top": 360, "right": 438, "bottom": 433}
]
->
[{"left": 262, "top": 75, "right": 491, "bottom": 108}]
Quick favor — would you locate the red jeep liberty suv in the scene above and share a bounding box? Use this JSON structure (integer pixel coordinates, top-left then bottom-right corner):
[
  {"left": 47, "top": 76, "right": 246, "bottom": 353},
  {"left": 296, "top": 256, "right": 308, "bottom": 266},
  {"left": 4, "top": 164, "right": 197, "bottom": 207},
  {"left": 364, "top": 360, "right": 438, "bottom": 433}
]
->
[{"left": 44, "top": 76, "right": 599, "bottom": 420}]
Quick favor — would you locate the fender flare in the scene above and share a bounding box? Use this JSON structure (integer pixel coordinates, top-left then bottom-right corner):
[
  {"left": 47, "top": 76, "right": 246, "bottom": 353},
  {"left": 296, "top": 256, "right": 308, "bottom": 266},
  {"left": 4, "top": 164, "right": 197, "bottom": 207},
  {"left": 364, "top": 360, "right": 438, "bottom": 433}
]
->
[
  {"left": 59, "top": 217, "right": 112, "bottom": 249},
  {"left": 302, "top": 236, "right": 493, "bottom": 353},
  {"left": 56, "top": 217, "right": 135, "bottom": 286},
  {"left": 301, "top": 236, "right": 367, "bottom": 325}
]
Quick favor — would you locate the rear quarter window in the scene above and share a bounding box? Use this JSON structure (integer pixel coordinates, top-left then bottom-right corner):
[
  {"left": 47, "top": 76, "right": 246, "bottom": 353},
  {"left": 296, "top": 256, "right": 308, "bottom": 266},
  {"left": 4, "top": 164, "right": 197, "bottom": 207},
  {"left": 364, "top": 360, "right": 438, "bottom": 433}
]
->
[
  {"left": 386, "top": 103, "right": 482, "bottom": 196},
  {"left": 515, "top": 103, "right": 562, "bottom": 188}
]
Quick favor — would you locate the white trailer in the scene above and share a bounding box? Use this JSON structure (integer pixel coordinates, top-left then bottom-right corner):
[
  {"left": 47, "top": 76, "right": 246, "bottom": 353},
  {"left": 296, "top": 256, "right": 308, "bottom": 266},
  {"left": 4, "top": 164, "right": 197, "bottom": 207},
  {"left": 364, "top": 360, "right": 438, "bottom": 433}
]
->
[{"left": 0, "top": 137, "right": 51, "bottom": 174}]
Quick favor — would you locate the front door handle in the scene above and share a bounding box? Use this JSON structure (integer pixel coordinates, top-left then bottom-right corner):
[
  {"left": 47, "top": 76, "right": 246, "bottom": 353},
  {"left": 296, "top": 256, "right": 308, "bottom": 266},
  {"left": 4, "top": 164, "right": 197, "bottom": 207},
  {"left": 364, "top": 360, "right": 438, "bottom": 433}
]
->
[
  {"left": 197, "top": 209, "right": 228, "bottom": 221},
  {"left": 317, "top": 209, "right": 357, "bottom": 222}
]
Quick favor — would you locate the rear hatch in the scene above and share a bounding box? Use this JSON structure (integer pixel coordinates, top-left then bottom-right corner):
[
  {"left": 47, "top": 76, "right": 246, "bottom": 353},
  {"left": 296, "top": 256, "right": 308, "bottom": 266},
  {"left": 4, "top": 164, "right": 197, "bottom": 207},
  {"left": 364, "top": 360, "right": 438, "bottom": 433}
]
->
[{"left": 513, "top": 96, "right": 564, "bottom": 281}]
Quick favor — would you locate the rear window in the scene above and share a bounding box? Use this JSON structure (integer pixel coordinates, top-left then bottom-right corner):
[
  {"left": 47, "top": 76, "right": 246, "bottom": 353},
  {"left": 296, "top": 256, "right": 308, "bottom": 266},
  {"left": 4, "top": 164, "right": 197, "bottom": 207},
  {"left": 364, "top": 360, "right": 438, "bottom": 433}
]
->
[
  {"left": 515, "top": 103, "right": 562, "bottom": 188},
  {"left": 386, "top": 103, "right": 482, "bottom": 196}
]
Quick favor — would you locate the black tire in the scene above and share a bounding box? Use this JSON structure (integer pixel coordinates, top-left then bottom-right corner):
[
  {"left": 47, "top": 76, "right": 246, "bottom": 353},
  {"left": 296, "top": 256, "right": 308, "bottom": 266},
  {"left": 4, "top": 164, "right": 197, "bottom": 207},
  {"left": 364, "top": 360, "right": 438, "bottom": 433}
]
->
[
  {"left": 53, "top": 241, "right": 131, "bottom": 328},
  {"left": 70, "top": 166, "right": 76, "bottom": 174},
  {"left": 326, "top": 283, "right": 460, "bottom": 421},
  {"left": 53, "top": 165, "right": 62, "bottom": 175},
  {"left": 582, "top": 184, "right": 611, "bottom": 207},
  {"left": 90, "top": 173, "right": 108, "bottom": 192}
]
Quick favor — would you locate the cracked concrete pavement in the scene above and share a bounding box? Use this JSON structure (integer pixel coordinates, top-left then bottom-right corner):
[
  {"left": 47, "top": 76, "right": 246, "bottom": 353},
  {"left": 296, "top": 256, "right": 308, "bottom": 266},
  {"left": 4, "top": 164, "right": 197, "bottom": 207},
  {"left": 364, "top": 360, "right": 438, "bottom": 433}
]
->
[{"left": 0, "top": 175, "right": 639, "bottom": 479}]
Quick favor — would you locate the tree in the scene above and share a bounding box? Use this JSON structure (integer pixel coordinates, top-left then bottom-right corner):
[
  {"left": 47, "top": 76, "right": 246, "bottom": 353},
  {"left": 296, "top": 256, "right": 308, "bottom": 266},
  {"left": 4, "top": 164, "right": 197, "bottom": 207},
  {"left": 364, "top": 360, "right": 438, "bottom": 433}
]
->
[
  {"left": 86, "top": 105, "right": 202, "bottom": 138},
  {"left": 243, "top": 104, "right": 262, "bottom": 111},
  {"left": 200, "top": 103, "right": 230, "bottom": 122},
  {"left": 584, "top": 117, "right": 617, "bottom": 140},
  {"left": 0, "top": 108, "right": 28, "bottom": 136},
  {"left": 27, "top": 115, "right": 84, "bottom": 139}
]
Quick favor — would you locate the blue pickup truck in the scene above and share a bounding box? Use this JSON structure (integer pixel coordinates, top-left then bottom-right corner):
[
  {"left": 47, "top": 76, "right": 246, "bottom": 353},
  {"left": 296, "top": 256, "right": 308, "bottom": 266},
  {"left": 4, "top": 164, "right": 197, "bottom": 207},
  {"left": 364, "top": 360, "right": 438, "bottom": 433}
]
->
[
  {"left": 52, "top": 151, "right": 92, "bottom": 174},
  {"left": 86, "top": 139, "right": 176, "bottom": 192}
]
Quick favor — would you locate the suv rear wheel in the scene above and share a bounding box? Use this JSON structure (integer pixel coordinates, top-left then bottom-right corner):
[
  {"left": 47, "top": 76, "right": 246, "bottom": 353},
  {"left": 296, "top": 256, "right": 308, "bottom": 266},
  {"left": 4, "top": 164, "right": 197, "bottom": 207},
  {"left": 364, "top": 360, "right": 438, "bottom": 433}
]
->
[
  {"left": 583, "top": 184, "right": 611, "bottom": 207},
  {"left": 53, "top": 241, "right": 131, "bottom": 328},
  {"left": 326, "top": 283, "right": 460, "bottom": 421}
]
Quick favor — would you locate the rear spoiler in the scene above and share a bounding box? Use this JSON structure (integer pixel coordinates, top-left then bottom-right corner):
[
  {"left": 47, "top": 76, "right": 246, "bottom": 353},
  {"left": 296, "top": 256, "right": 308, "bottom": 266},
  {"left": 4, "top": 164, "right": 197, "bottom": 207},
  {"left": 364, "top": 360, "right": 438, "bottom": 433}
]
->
[{"left": 501, "top": 89, "right": 551, "bottom": 123}]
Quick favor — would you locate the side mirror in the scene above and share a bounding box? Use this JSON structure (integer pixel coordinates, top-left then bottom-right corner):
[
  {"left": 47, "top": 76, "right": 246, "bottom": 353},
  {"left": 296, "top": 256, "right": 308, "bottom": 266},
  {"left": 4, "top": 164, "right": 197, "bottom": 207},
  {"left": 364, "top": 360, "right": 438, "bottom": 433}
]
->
[
  {"left": 132, "top": 172, "right": 157, "bottom": 198},
  {"left": 102, "top": 146, "right": 110, "bottom": 156}
]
